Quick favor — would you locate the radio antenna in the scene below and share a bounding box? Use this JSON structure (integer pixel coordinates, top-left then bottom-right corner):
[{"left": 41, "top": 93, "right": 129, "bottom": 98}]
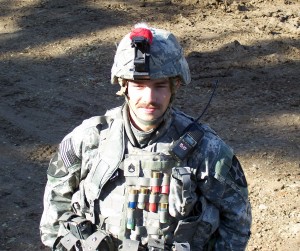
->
[{"left": 195, "top": 80, "right": 218, "bottom": 122}]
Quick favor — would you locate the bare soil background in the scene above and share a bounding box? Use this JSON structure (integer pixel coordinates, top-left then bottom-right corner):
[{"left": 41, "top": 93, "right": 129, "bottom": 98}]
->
[{"left": 0, "top": 0, "right": 299, "bottom": 250}]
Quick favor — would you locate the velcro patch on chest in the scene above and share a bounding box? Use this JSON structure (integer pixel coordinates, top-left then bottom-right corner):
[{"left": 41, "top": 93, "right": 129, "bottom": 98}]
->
[{"left": 124, "top": 159, "right": 140, "bottom": 177}]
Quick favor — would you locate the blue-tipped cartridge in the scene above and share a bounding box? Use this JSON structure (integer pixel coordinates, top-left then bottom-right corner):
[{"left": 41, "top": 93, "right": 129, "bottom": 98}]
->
[{"left": 128, "top": 188, "right": 138, "bottom": 209}]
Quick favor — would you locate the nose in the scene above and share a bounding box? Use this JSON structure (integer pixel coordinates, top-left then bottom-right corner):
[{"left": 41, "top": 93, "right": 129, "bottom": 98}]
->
[{"left": 142, "top": 86, "right": 156, "bottom": 103}]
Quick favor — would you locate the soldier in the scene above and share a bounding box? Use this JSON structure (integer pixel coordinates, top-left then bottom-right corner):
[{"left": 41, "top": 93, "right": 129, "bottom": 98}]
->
[{"left": 40, "top": 23, "right": 251, "bottom": 251}]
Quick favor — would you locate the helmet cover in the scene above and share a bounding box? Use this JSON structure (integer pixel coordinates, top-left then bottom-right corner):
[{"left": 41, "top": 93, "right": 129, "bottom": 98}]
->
[{"left": 111, "top": 24, "right": 191, "bottom": 85}]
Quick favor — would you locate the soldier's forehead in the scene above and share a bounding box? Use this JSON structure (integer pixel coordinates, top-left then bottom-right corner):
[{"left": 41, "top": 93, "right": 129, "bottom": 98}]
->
[{"left": 127, "top": 78, "right": 170, "bottom": 84}]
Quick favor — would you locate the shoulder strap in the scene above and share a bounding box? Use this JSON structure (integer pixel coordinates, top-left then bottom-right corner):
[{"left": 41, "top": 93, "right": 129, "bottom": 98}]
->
[{"left": 83, "top": 115, "right": 125, "bottom": 223}]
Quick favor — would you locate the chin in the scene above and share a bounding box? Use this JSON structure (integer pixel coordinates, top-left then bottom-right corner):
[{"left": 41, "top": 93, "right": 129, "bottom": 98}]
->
[
  {"left": 140, "top": 116, "right": 156, "bottom": 121},
  {"left": 137, "top": 113, "right": 156, "bottom": 120}
]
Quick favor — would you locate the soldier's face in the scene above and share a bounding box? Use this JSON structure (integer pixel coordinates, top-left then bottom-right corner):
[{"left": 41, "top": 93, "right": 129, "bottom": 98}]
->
[{"left": 127, "top": 78, "right": 172, "bottom": 131}]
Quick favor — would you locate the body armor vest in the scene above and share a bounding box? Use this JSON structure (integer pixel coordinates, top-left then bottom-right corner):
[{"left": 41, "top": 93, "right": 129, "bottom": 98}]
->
[{"left": 99, "top": 148, "right": 184, "bottom": 246}]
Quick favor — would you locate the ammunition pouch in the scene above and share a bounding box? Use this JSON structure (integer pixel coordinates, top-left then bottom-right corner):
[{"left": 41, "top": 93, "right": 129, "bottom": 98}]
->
[
  {"left": 173, "top": 197, "right": 219, "bottom": 250},
  {"left": 54, "top": 212, "right": 114, "bottom": 251}
]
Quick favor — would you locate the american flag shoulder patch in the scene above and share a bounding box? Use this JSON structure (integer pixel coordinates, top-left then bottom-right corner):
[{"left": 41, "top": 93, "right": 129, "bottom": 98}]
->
[{"left": 59, "top": 138, "right": 80, "bottom": 168}]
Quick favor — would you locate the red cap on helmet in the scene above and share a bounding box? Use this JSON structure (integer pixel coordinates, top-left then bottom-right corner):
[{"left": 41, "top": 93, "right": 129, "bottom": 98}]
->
[{"left": 130, "top": 28, "right": 153, "bottom": 44}]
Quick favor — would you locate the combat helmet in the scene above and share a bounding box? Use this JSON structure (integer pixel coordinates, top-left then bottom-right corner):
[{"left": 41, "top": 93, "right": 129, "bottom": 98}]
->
[{"left": 111, "top": 23, "right": 191, "bottom": 88}]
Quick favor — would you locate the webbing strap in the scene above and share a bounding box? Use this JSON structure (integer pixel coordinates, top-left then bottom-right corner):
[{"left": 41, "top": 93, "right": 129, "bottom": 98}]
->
[
  {"left": 58, "top": 211, "right": 77, "bottom": 222},
  {"left": 120, "top": 239, "right": 139, "bottom": 251},
  {"left": 82, "top": 231, "right": 108, "bottom": 250},
  {"left": 174, "top": 242, "right": 190, "bottom": 251},
  {"left": 181, "top": 170, "right": 193, "bottom": 205},
  {"left": 125, "top": 177, "right": 150, "bottom": 186},
  {"left": 148, "top": 238, "right": 164, "bottom": 249},
  {"left": 84, "top": 116, "right": 125, "bottom": 223},
  {"left": 141, "top": 160, "right": 177, "bottom": 170},
  {"left": 60, "top": 232, "right": 79, "bottom": 250}
]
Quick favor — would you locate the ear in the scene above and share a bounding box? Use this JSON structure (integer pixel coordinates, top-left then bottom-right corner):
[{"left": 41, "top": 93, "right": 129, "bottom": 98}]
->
[
  {"left": 175, "top": 78, "right": 181, "bottom": 90},
  {"left": 170, "top": 77, "right": 181, "bottom": 96}
]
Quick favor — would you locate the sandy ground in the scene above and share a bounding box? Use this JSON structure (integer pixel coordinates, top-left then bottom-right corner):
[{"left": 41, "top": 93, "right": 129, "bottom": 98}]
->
[{"left": 0, "top": 0, "right": 299, "bottom": 250}]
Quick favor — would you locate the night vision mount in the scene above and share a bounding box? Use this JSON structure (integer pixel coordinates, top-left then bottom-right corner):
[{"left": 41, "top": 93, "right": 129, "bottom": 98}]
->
[{"left": 131, "top": 36, "right": 151, "bottom": 79}]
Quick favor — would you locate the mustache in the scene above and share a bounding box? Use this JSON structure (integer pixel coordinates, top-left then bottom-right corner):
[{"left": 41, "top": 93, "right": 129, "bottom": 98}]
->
[{"left": 137, "top": 102, "right": 161, "bottom": 109}]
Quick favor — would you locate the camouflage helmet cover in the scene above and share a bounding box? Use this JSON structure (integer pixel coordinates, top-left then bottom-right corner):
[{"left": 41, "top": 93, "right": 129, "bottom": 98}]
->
[{"left": 111, "top": 25, "right": 191, "bottom": 85}]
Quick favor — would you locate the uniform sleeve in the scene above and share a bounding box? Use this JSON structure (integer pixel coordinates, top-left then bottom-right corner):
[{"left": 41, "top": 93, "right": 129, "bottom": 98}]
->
[
  {"left": 197, "top": 140, "right": 252, "bottom": 250},
  {"left": 39, "top": 139, "right": 82, "bottom": 248}
]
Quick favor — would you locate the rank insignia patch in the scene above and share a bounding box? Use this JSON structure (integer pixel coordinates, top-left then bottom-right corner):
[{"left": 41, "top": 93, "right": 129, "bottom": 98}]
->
[
  {"left": 124, "top": 159, "right": 140, "bottom": 177},
  {"left": 128, "top": 164, "right": 135, "bottom": 173},
  {"left": 229, "top": 155, "right": 247, "bottom": 187}
]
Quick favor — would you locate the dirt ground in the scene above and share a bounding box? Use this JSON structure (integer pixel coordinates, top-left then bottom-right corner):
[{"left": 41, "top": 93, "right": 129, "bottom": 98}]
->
[{"left": 0, "top": 0, "right": 299, "bottom": 250}]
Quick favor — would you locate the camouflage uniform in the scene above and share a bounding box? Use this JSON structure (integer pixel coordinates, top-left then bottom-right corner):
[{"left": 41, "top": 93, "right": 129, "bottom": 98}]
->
[
  {"left": 40, "top": 25, "right": 251, "bottom": 250},
  {"left": 40, "top": 105, "right": 251, "bottom": 250}
]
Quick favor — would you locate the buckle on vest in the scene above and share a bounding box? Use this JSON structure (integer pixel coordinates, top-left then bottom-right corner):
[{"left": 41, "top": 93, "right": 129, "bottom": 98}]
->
[{"left": 148, "top": 238, "right": 164, "bottom": 250}]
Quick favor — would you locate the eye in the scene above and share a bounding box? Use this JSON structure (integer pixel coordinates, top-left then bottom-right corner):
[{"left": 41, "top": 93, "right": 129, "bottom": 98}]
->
[
  {"left": 131, "top": 83, "right": 145, "bottom": 89},
  {"left": 156, "top": 83, "right": 169, "bottom": 89},
  {"left": 136, "top": 83, "right": 144, "bottom": 87}
]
